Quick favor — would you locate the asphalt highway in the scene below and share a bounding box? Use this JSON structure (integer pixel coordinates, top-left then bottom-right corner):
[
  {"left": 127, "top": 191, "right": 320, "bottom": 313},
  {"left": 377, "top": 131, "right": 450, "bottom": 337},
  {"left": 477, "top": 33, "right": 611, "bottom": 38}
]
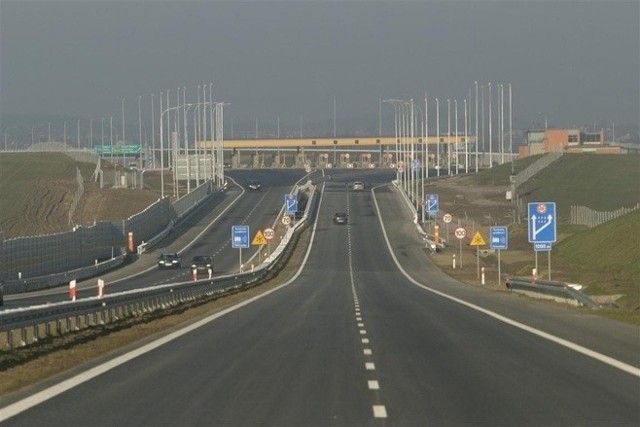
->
[
  {"left": 1, "top": 169, "right": 638, "bottom": 426},
  {"left": 3, "top": 169, "right": 309, "bottom": 308}
]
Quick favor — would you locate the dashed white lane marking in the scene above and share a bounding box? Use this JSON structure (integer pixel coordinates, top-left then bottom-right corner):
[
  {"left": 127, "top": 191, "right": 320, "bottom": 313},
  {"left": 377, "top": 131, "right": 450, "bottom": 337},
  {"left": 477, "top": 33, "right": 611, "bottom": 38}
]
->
[
  {"left": 373, "top": 405, "right": 388, "bottom": 418},
  {"left": 347, "top": 193, "right": 388, "bottom": 421}
]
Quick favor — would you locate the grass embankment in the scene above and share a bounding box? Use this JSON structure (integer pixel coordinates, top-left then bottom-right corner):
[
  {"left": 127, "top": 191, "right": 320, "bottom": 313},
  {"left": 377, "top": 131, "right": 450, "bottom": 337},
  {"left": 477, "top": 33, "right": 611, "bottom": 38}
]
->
[{"left": 445, "top": 154, "right": 640, "bottom": 319}]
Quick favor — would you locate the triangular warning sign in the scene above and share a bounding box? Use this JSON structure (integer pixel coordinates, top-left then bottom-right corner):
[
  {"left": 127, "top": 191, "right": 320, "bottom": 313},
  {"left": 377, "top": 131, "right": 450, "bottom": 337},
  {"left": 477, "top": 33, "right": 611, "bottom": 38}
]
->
[
  {"left": 252, "top": 230, "right": 268, "bottom": 246},
  {"left": 469, "top": 231, "right": 486, "bottom": 246}
]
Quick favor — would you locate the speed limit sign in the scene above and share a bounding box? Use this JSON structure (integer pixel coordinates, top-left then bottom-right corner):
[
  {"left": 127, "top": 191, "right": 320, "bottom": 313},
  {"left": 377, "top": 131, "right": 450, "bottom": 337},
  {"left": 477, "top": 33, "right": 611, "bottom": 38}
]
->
[
  {"left": 282, "top": 215, "right": 291, "bottom": 225},
  {"left": 263, "top": 227, "right": 275, "bottom": 240},
  {"left": 454, "top": 227, "right": 467, "bottom": 240},
  {"left": 443, "top": 213, "right": 453, "bottom": 224}
]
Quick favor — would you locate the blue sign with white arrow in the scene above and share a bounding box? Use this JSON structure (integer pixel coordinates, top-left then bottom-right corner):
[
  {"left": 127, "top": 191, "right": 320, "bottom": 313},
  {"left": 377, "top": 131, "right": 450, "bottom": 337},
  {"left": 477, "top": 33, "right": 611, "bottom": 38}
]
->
[
  {"left": 285, "top": 194, "right": 298, "bottom": 214},
  {"left": 528, "top": 202, "right": 557, "bottom": 243},
  {"left": 231, "top": 225, "right": 250, "bottom": 249},
  {"left": 426, "top": 194, "right": 439, "bottom": 214},
  {"left": 490, "top": 226, "right": 508, "bottom": 250}
]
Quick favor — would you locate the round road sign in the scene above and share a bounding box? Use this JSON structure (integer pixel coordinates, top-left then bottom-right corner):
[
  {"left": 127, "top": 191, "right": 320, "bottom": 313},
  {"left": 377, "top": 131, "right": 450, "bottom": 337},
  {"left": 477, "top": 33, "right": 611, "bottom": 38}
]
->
[
  {"left": 281, "top": 215, "right": 291, "bottom": 225},
  {"left": 263, "top": 227, "right": 275, "bottom": 240},
  {"left": 443, "top": 213, "right": 453, "bottom": 224},
  {"left": 454, "top": 227, "right": 467, "bottom": 240}
]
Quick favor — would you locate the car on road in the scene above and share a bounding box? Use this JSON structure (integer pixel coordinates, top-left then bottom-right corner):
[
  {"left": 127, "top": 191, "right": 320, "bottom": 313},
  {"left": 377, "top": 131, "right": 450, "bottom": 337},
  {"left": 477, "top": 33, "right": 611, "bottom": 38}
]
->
[
  {"left": 248, "top": 180, "right": 262, "bottom": 191},
  {"left": 333, "top": 212, "right": 348, "bottom": 224},
  {"left": 353, "top": 181, "right": 365, "bottom": 191},
  {"left": 191, "top": 255, "right": 214, "bottom": 272},
  {"left": 158, "top": 253, "right": 181, "bottom": 269}
]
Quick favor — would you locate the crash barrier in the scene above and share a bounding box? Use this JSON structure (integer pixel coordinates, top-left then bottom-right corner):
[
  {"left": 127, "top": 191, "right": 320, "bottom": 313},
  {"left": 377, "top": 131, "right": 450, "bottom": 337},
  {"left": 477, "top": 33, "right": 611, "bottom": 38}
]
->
[
  {"left": 0, "top": 180, "right": 215, "bottom": 293},
  {"left": 0, "top": 183, "right": 318, "bottom": 349},
  {"left": 1, "top": 252, "right": 126, "bottom": 295},
  {"left": 505, "top": 277, "right": 598, "bottom": 308}
]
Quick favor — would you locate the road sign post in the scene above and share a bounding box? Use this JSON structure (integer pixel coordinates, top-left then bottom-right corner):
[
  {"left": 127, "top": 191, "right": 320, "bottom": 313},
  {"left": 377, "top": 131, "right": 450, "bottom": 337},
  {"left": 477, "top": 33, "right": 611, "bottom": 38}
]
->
[
  {"left": 528, "top": 202, "right": 556, "bottom": 280},
  {"left": 263, "top": 227, "right": 275, "bottom": 256},
  {"left": 469, "top": 231, "right": 486, "bottom": 279},
  {"left": 490, "top": 226, "right": 509, "bottom": 285},
  {"left": 232, "top": 225, "right": 250, "bottom": 271},
  {"left": 285, "top": 194, "right": 298, "bottom": 215},
  {"left": 454, "top": 227, "right": 466, "bottom": 268},
  {"left": 443, "top": 213, "right": 452, "bottom": 243}
]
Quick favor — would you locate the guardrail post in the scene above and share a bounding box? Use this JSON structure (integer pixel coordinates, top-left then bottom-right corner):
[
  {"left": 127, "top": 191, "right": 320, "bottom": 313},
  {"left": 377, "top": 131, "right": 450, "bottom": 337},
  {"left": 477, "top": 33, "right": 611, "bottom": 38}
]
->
[
  {"left": 20, "top": 327, "right": 27, "bottom": 347},
  {"left": 7, "top": 329, "right": 14, "bottom": 349}
]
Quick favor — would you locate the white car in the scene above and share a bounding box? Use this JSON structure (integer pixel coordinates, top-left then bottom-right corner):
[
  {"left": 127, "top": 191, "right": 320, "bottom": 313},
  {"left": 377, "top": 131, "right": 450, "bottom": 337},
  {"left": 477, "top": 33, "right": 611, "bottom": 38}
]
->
[{"left": 353, "top": 181, "right": 365, "bottom": 191}]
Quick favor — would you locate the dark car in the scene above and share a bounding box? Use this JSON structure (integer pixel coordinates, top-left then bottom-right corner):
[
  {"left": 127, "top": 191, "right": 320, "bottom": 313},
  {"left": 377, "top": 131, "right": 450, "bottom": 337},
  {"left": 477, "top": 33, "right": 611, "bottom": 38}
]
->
[
  {"left": 191, "top": 255, "right": 214, "bottom": 271},
  {"left": 158, "top": 253, "right": 181, "bottom": 269},
  {"left": 333, "top": 212, "right": 348, "bottom": 224},
  {"left": 248, "top": 180, "right": 262, "bottom": 191}
]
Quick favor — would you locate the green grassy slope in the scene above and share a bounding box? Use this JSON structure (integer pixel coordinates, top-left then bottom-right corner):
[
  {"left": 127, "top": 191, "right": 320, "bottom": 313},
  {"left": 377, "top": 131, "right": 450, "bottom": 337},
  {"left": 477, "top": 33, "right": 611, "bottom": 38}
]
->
[
  {"left": 556, "top": 209, "right": 640, "bottom": 279},
  {"left": 517, "top": 154, "right": 640, "bottom": 220}
]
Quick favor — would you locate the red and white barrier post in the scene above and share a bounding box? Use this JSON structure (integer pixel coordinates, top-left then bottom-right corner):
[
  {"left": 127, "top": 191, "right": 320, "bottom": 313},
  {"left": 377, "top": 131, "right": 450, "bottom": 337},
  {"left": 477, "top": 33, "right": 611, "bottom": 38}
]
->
[
  {"left": 207, "top": 268, "right": 213, "bottom": 280},
  {"left": 69, "top": 279, "right": 77, "bottom": 301},
  {"left": 98, "top": 279, "right": 105, "bottom": 298},
  {"left": 192, "top": 268, "right": 198, "bottom": 281}
]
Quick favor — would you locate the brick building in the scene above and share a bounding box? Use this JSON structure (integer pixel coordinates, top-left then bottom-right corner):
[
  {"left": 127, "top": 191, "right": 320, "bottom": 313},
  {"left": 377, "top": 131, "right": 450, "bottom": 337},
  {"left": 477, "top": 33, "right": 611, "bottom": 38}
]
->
[{"left": 519, "top": 128, "right": 622, "bottom": 157}]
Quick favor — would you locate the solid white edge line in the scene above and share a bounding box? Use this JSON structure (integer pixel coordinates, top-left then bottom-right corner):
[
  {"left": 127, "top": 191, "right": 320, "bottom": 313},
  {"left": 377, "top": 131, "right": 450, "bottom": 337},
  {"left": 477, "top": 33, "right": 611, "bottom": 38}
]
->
[
  {"left": 0, "top": 179, "right": 329, "bottom": 422},
  {"left": 371, "top": 184, "right": 640, "bottom": 378}
]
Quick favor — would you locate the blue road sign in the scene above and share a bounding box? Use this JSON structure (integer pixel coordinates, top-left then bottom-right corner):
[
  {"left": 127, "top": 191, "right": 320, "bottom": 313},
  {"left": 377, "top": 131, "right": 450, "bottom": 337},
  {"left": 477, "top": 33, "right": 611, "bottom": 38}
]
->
[
  {"left": 534, "top": 242, "right": 552, "bottom": 251},
  {"left": 232, "top": 225, "right": 250, "bottom": 249},
  {"left": 528, "top": 202, "right": 557, "bottom": 243},
  {"left": 426, "top": 194, "right": 439, "bottom": 214},
  {"left": 490, "top": 226, "right": 508, "bottom": 250},
  {"left": 285, "top": 194, "right": 298, "bottom": 214}
]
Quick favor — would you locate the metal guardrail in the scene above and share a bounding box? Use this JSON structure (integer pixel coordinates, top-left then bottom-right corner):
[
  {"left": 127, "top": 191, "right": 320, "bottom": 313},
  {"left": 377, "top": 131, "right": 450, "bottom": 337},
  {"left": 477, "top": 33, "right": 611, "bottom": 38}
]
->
[
  {"left": 2, "top": 253, "right": 127, "bottom": 295},
  {"left": 0, "top": 182, "right": 318, "bottom": 349},
  {"left": 505, "top": 277, "right": 599, "bottom": 308}
]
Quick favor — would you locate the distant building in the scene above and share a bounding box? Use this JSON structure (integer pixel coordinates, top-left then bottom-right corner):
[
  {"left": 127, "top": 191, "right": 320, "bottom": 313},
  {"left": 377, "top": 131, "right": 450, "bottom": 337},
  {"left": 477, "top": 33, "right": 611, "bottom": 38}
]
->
[{"left": 519, "top": 128, "right": 622, "bottom": 157}]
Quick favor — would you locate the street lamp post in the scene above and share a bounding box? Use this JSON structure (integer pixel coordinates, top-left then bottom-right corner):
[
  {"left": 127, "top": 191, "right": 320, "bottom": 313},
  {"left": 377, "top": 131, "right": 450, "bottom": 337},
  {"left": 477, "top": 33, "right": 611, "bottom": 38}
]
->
[
  {"left": 475, "top": 81, "right": 479, "bottom": 173},
  {"left": 160, "top": 103, "right": 183, "bottom": 199},
  {"left": 453, "top": 99, "right": 460, "bottom": 175},
  {"left": 436, "top": 98, "right": 440, "bottom": 177},
  {"left": 447, "top": 99, "right": 451, "bottom": 174}
]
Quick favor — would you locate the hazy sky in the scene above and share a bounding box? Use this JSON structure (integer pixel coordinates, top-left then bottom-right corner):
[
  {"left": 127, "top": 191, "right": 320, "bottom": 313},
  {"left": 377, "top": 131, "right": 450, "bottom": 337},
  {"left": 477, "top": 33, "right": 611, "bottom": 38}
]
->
[{"left": 1, "top": 0, "right": 638, "bottom": 135}]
